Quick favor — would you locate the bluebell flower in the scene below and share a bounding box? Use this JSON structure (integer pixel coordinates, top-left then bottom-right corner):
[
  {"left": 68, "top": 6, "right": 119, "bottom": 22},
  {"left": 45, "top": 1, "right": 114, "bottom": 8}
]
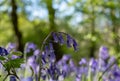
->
[
  {"left": 44, "top": 45, "right": 49, "bottom": 55},
  {"left": 66, "top": 34, "right": 73, "bottom": 47},
  {"left": 62, "top": 54, "right": 71, "bottom": 61},
  {"left": 10, "top": 76, "right": 16, "bottom": 81},
  {"left": 34, "top": 49, "right": 40, "bottom": 56},
  {"left": 76, "top": 74, "right": 81, "bottom": 81},
  {"left": 41, "top": 53, "right": 47, "bottom": 64},
  {"left": 0, "top": 47, "right": 9, "bottom": 56},
  {"left": 89, "top": 58, "right": 98, "bottom": 71},
  {"left": 72, "top": 39, "right": 78, "bottom": 51},
  {"left": 49, "top": 43, "right": 54, "bottom": 52},
  {"left": 79, "top": 58, "right": 87, "bottom": 65},
  {"left": 21, "top": 77, "right": 33, "bottom": 81},
  {"left": 99, "top": 46, "right": 109, "bottom": 60},
  {"left": 6, "top": 43, "right": 16, "bottom": 52},
  {"left": 27, "top": 56, "right": 38, "bottom": 74},
  {"left": 47, "top": 63, "right": 60, "bottom": 80},
  {"left": 24, "top": 42, "right": 36, "bottom": 54},
  {"left": 52, "top": 32, "right": 59, "bottom": 43},
  {"left": 58, "top": 33, "right": 64, "bottom": 45}
]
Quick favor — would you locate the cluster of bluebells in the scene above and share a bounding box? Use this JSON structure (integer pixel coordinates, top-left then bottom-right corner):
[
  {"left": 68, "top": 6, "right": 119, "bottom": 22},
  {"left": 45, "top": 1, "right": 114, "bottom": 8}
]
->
[
  {"left": 0, "top": 32, "right": 120, "bottom": 81},
  {"left": 52, "top": 32, "right": 78, "bottom": 51}
]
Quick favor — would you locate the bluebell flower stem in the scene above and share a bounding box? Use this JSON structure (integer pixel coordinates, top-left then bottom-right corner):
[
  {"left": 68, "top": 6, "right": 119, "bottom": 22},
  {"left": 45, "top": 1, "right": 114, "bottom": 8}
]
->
[{"left": 38, "top": 32, "right": 52, "bottom": 81}]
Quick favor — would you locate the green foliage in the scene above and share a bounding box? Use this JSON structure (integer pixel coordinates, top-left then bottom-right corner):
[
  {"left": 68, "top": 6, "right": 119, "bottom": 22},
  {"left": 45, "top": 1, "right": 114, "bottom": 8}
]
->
[
  {"left": 0, "top": 56, "right": 6, "bottom": 60},
  {"left": 0, "top": 0, "right": 120, "bottom": 60},
  {"left": 3, "top": 58, "right": 24, "bottom": 71},
  {"left": 10, "top": 51, "right": 23, "bottom": 56}
]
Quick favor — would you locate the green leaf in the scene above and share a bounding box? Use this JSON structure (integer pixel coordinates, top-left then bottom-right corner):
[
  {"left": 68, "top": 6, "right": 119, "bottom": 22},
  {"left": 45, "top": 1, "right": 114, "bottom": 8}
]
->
[
  {"left": 0, "top": 56, "right": 6, "bottom": 60},
  {"left": 11, "top": 51, "right": 23, "bottom": 56},
  {"left": 3, "top": 58, "right": 24, "bottom": 71}
]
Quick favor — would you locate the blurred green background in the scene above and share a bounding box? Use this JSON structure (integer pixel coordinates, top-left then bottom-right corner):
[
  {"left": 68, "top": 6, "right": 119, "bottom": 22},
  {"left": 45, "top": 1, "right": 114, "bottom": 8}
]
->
[{"left": 0, "top": 0, "right": 120, "bottom": 62}]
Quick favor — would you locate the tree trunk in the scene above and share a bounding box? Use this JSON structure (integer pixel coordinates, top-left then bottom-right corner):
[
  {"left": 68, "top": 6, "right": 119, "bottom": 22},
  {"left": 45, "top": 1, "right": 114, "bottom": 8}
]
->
[
  {"left": 89, "top": 1, "right": 96, "bottom": 57},
  {"left": 11, "top": 0, "right": 23, "bottom": 52},
  {"left": 45, "top": 0, "right": 63, "bottom": 61}
]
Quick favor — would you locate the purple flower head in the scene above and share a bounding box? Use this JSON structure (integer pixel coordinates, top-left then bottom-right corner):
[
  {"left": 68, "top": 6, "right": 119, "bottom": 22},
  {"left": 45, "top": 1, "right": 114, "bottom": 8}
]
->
[
  {"left": 108, "top": 56, "right": 116, "bottom": 65},
  {"left": 58, "top": 33, "right": 64, "bottom": 45},
  {"left": 10, "top": 76, "right": 16, "bottom": 81},
  {"left": 0, "top": 47, "right": 9, "bottom": 56},
  {"left": 11, "top": 55, "right": 19, "bottom": 59},
  {"left": 61, "top": 64, "right": 70, "bottom": 77},
  {"left": 99, "top": 59, "right": 108, "bottom": 72},
  {"left": 51, "top": 32, "right": 78, "bottom": 51},
  {"left": 78, "top": 66, "right": 88, "bottom": 75},
  {"left": 66, "top": 34, "right": 73, "bottom": 48},
  {"left": 79, "top": 58, "right": 87, "bottom": 65},
  {"left": 62, "top": 54, "right": 71, "bottom": 61},
  {"left": 44, "top": 45, "right": 56, "bottom": 63},
  {"left": 44, "top": 45, "right": 49, "bottom": 55},
  {"left": 21, "top": 77, "right": 33, "bottom": 81},
  {"left": 49, "top": 51, "right": 56, "bottom": 63},
  {"left": 24, "top": 42, "right": 36, "bottom": 53},
  {"left": 89, "top": 58, "right": 98, "bottom": 71},
  {"left": 52, "top": 32, "right": 59, "bottom": 43},
  {"left": 99, "top": 46, "right": 109, "bottom": 60},
  {"left": 47, "top": 63, "right": 60, "bottom": 80},
  {"left": 69, "top": 59, "right": 77, "bottom": 72},
  {"left": 76, "top": 74, "right": 81, "bottom": 81},
  {"left": 6, "top": 43, "right": 16, "bottom": 52},
  {"left": 34, "top": 49, "right": 40, "bottom": 56},
  {"left": 49, "top": 43, "right": 54, "bottom": 52},
  {"left": 27, "top": 56, "right": 38, "bottom": 74},
  {"left": 72, "top": 39, "right": 78, "bottom": 51},
  {"left": 42, "top": 53, "right": 47, "bottom": 64},
  {"left": 113, "top": 71, "right": 120, "bottom": 77},
  {"left": 112, "top": 65, "right": 120, "bottom": 78}
]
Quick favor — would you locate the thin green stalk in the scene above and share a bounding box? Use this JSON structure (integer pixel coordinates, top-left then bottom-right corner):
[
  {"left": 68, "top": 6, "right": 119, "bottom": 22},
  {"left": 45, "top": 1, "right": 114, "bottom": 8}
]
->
[{"left": 38, "top": 32, "right": 52, "bottom": 81}]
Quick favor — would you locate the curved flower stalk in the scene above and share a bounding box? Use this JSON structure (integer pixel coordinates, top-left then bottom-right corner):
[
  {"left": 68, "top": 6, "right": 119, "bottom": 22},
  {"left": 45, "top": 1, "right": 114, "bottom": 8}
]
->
[{"left": 37, "top": 32, "right": 78, "bottom": 81}]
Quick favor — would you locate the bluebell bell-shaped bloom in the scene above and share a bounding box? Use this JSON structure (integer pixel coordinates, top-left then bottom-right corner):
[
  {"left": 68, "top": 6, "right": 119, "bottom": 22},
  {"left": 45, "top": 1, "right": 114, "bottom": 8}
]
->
[
  {"left": 47, "top": 63, "right": 60, "bottom": 80},
  {"left": 66, "top": 35, "right": 73, "bottom": 47},
  {"left": 58, "top": 33, "right": 64, "bottom": 45},
  {"left": 33, "top": 49, "right": 40, "bottom": 56},
  {"left": 6, "top": 43, "right": 16, "bottom": 52},
  {"left": 10, "top": 76, "right": 16, "bottom": 81},
  {"left": 99, "top": 46, "right": 109, "bottom": 60},
  {"left": 52, "top": 32, "right": 59, "bottom": 43},
  {"left": 72, "top": 39, "right": 78, "bottom": 51},
  {"left": 69, "top": 59, "right": 77, "bottom": 72},
  {"left": 44, "top": 45, "right": 49, "bottom": 55},
  {"left": 89, "top": 58, "right": 98, "bottom": 71},
  {"left": 62, "top": 54, "right": 71, "bottom": 62},
  {"left": 63, "top": 64, "right": 71, "bottom": 77},
  {"left": 21, "top": 77, "right": 33, "bottom": 81},
  {"left": 78, "top": 66, "right": 88, "bottom": 75},
  {"left": 42, "top": 53, "right": 47, "bottom": 64},
  {"left": 108, "top": 56, "right": 116, "bottom": 65},
  {"left": 79, "top": 58, "right": 87, "bottom": 65},
  {"left": 49, "top": 43, "right": 54, "bottom": 52},
  {"left": 0, "top": 47, "right": 9, "bottom": 56},
  {"left": 11, "top": 55, "right": 19, "bottom": 59},
  {"left": 99, "top": 58, "right": 108, "bottom": 72},
  {"left": 112, "top": 65, "right": 120, "bottom": 78},
  {"left": 75, "top": 74, "right": 81, "bottom": 81},
  {"left": 27, "top": 56, "right": 38, "bottom": 74},
  {"left": 24, "top": 42, "right": 37, "bottom": 54},
  {"left": 49, "top": 51, "right": 56, "bottom": 63}
]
